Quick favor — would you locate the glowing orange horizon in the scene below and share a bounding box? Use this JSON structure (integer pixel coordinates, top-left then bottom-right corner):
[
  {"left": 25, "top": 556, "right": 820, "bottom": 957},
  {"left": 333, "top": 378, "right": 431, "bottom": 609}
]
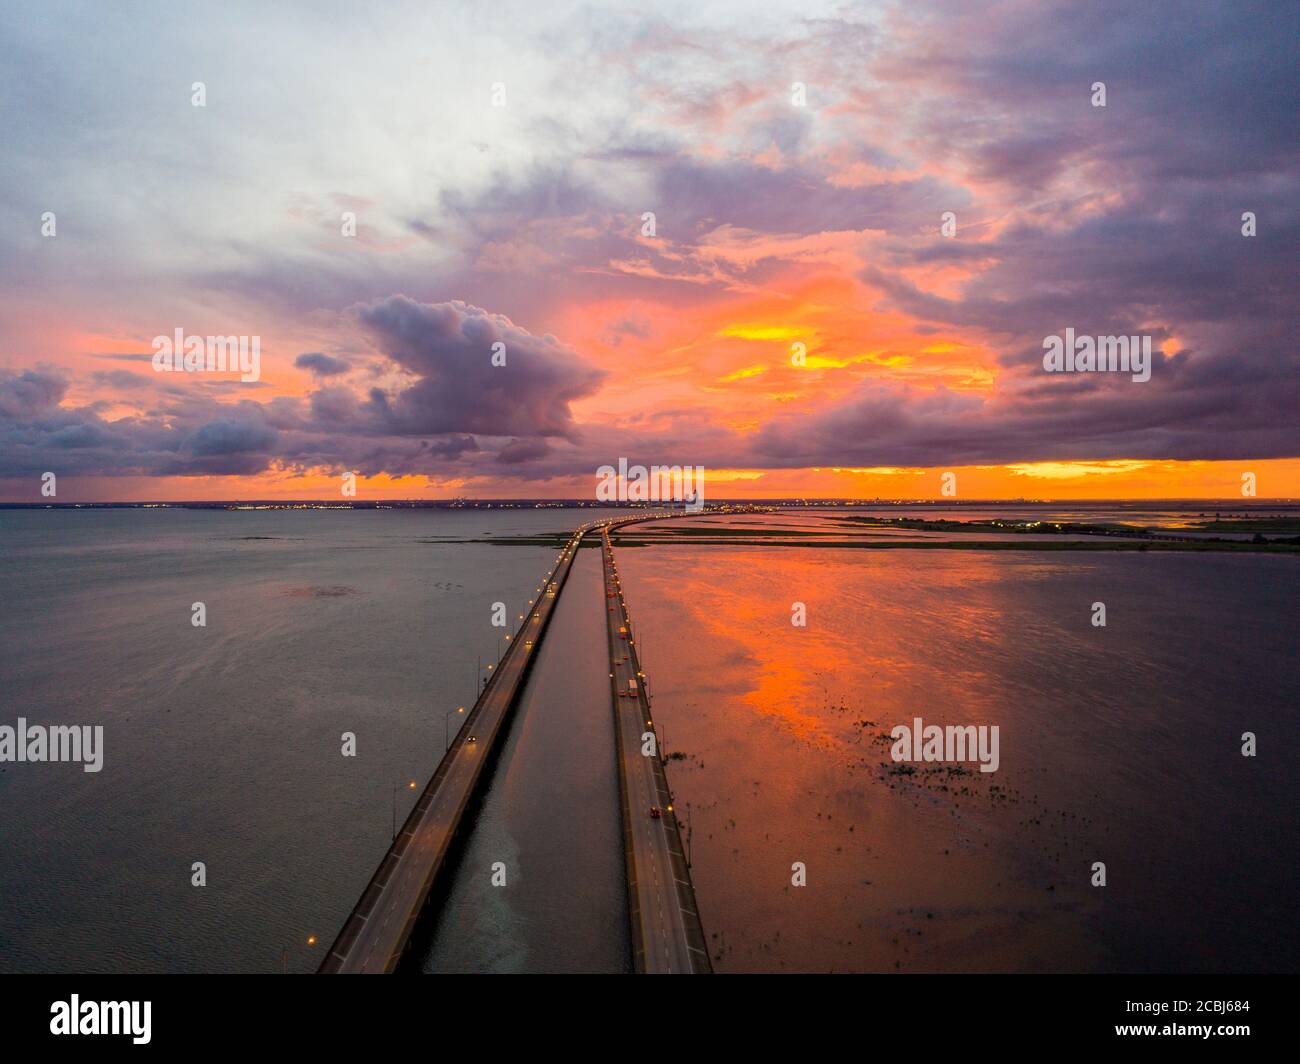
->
[{"left": 12, "top": 457, "right": 1298, "bottom": 504}]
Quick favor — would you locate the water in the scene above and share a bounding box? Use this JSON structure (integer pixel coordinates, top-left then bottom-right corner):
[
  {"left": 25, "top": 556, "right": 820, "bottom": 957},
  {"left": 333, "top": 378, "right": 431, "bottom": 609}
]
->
[
  {"left": 615, "top": 544, "right": 1300, "bottom": 972},
  {"left": 0, "top": 506, "right": 602, "bottom": 972},
  {"left": 1, "top": 506, "right": 1295, "bottom": 973},
  {"left": 416, "top": 548, "right": 631, "bottom": 973}
]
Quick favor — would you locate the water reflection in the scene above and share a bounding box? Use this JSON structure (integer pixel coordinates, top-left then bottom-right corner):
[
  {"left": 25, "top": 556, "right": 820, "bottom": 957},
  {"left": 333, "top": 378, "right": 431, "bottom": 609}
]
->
[{"left": 620, "top": 545, "right": 1299, "bottom": 972}]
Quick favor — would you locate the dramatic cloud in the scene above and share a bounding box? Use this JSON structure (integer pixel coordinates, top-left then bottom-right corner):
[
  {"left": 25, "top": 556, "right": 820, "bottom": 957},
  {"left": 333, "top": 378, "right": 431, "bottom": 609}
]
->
[
  {"left": 351, "top": 296, "right": 606, "bottom": 439},
  {"left": 294, "top": 352, "right": 351, "bottom": 377},
  {"left": 0, "top": 1, "right": 1295, "bottom": 497},
  {"left": 0, "top": 368, "right": 67, "bottom": 420}
]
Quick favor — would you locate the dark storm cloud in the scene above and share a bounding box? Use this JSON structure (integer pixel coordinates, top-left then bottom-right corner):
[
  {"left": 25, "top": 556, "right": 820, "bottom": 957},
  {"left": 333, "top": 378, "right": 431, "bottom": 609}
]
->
[
  {"left": 294, "top": 352, "right": 352, "bottom": 377},
  {"left": 911, "top": 0, "right": 1299, "bottom": 185},
  {"left": 47, "top": 422, "right": 116, "bottom": 449},
  {"left": 1, "top": 1, "right": 1296, "bottom": 490},
  {"left": 0, "top": 296, "right": 607, "bottom": 483},
  {"left": 496, "top": 437, "right": 552, "bottom": 464},
  {"left": 798, "top": 0, "right": 1300, "bottom": 467},
  {"left": 0, "top": 368, "right": 67, "bottom": 419},
  {"left": 351, "top": 296, "right": 606, "bottom": 439},
  {"left": 749, "top": 372, "right": 1299, "bottom": 470},
  {"left": 188, "top": 419, "right": 279, "bottom": 457}
]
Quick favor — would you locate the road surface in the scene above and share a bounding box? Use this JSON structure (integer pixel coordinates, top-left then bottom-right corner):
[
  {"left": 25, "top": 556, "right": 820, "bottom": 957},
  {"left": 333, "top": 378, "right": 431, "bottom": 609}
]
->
[
  {"left": 601, "top": 528, "right": 711, "bottom": 974},
  {"left": 319, "top": 528, "right": 587, "bottom": 973}
]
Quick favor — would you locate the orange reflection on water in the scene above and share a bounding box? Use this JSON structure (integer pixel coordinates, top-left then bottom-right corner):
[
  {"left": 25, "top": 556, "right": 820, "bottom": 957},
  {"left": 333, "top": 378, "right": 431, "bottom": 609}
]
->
[
  {"left": 615, "top": 541, "right": 1100, "bottom": 973},
  {"left": 647, "top": 544, "right": 1011, "bottom": 748}
]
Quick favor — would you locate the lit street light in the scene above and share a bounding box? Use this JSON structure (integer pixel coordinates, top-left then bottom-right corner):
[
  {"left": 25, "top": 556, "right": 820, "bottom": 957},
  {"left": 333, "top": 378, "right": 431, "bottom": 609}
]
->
[
  {"left": 392, "top": 779, "right": 416, "bottom": 840},
  {"left": 445, "top": 706, "right": 465, "bottom": 751}
]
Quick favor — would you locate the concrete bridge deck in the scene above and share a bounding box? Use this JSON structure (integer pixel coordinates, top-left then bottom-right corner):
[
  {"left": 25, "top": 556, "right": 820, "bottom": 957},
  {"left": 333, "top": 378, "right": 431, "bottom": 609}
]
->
[
  {"left": 319, "top": 527, "right": 587, "bottom": 973},
  {"left": 601, "top": 528, "right": 711, "bottom": 973},
  {"left": 320, "top": 511, "right": 711, "bottom": 974}
]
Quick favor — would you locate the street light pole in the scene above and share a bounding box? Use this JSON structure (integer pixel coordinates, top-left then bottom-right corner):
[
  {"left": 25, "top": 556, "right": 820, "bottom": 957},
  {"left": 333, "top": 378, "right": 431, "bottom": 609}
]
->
[
  {"left": 445, "top": 706, "right": 464, "bottom": 752},
  {"left": 392, "top": 779, "right": 416, "bottom": 841}
]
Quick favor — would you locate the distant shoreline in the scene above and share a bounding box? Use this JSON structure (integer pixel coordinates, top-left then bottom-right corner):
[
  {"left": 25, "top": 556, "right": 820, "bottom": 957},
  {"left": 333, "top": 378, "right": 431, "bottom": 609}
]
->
[{"left": 2, "top": 498, "right": 1298, "bottom": 511}]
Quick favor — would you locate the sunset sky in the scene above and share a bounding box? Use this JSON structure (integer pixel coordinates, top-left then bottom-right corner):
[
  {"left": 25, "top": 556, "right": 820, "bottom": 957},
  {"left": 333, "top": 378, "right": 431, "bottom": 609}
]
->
[{"left": 1, "top": 1, "right": 1297, "bottom": 501}]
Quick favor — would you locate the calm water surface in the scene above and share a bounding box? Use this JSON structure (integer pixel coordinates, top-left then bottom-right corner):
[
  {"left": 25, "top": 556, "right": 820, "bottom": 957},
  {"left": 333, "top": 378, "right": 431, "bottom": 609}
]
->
[
  {"left": 616, "top": 543, "right": 1299, "bottom": 972},
  {"left": 0, "top": 507, "right": 606, "bottom": 972},
  {"left": 1, "top": 507, "right": 1295, "bottom": 973}
]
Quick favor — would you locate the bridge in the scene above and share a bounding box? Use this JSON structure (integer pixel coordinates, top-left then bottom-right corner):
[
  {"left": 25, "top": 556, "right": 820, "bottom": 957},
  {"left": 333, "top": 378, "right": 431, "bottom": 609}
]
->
[
  {"left": 318, "top": 526, "right": 586, "bottom": 973},
  {"left": 601, "top": 528, "right": 712, "bottom": 973},
  {"left": 319, "top": 512, "right": 710, "bottom": 974}
]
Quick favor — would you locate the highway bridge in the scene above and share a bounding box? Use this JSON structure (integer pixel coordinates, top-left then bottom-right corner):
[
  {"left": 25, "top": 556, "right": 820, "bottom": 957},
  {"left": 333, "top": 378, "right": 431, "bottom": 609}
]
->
[
  {"left": 318, "top": 526, "right": 587, "bottom": 973},
  {"left": 320, "top": 512, "right": 710, "bottom": 974},
  {"left": 601, "top": 528, "right": 712, "bottom": 973}
]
